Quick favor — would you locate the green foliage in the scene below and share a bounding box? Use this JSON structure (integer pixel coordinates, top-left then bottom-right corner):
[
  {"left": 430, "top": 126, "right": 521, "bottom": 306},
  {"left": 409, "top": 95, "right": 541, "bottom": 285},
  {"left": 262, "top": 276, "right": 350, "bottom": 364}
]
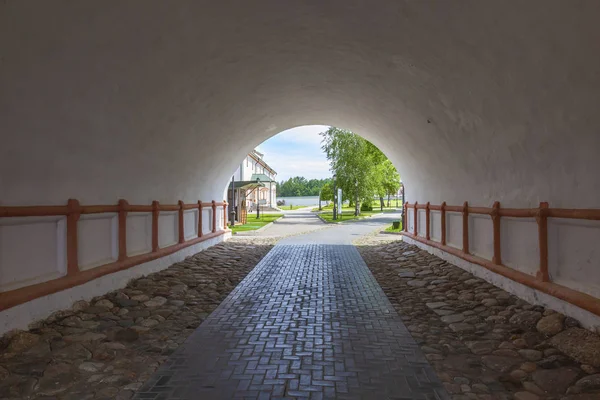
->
[
  {"left": 360, "top": 201, "right": 373, "bottom": 212},
  {"left": 320, "top": 182, "right": 334, "bottom": 202},
  {"left": 320, "top": 127, "right": 401, "bottom": 206},
  {"left": 277, "top": 177, "right": 332, "bottom": 197}
]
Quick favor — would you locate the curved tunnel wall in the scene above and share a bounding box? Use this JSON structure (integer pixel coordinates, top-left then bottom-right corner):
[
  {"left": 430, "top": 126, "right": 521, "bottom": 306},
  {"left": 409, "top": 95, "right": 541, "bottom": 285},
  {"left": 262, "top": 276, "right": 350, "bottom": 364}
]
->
[
  {"left": 2, "top": 1, "right": 600, "bottom": 332},
  {"left": 2, "top": 0, "right": 600, "bottom": 208}
]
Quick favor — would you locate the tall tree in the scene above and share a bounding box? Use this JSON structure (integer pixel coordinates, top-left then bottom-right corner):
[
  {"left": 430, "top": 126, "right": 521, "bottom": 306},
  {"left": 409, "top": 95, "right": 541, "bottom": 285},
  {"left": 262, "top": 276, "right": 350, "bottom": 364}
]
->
[{"left": 320, "top": 127, "right": 400, "bottom": 212}]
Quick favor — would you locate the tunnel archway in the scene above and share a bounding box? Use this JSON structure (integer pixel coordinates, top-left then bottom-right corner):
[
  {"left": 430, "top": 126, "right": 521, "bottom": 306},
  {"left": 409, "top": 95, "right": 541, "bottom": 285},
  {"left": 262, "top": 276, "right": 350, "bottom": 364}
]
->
[{"left": 2, "top": 1, "right": 600, "bottom": 333}]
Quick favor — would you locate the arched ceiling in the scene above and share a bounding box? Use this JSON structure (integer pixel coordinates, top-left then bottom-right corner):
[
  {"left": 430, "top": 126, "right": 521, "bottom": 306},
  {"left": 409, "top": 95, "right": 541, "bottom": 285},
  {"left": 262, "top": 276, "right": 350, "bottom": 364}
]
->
[{"left": 1, "top": 1, "right": 599, "bottom": 207}]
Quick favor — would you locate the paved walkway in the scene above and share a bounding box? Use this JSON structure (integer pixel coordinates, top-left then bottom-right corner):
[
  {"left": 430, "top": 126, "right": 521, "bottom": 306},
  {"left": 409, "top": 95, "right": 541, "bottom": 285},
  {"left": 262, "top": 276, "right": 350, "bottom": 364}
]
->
[{"left": 134, "top": 215, "right": 447, "bottom": 399}]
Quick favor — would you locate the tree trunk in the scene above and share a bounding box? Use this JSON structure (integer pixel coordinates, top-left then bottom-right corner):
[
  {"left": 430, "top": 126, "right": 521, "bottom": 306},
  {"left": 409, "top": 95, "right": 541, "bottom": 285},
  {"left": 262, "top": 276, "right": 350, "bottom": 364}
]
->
[
  {"left": 379, "top": 197, "right": 384, "bottom": 211},
  {"left": 387, "top": 194, "right": 390, "bottom": 207}
]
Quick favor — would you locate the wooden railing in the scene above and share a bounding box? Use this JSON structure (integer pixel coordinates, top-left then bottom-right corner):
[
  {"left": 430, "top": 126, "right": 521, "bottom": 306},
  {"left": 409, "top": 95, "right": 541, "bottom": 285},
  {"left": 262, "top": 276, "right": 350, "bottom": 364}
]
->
[
  {"left": 402, "top": 201, "right": 600, "bottom": 317},
  {"left": 0, "top": 199, "right": 228, "bottom": 311}
]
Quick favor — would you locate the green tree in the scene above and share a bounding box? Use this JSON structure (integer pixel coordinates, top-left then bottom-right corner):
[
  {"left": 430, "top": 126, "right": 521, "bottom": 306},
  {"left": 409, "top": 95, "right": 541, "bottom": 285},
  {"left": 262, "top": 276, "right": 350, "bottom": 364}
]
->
[
  {"left": 320, "top": 181, "right": 334, "bottom": 202},
  {"left": 320, "top": 127, "right": 400, "bottom": 213}
]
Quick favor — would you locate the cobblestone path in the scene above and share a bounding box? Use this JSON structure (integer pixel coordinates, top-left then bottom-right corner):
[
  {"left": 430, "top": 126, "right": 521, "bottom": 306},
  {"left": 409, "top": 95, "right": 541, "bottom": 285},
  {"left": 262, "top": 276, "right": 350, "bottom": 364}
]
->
[{"left": 134, "top": 244, "right": 448, "bottom": 400}]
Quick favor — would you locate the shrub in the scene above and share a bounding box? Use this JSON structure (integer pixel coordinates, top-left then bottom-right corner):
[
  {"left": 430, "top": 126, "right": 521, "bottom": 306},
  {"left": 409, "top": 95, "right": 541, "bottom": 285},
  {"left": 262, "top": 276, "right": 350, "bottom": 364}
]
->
[{"left": 360, "top": 201, "right": 373, "bottom": 212}]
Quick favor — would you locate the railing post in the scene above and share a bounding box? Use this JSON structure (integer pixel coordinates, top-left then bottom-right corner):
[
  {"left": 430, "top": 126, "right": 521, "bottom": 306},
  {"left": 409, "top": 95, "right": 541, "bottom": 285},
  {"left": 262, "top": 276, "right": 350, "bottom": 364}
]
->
[
  {"left": 152, "top": 201, "right": 159, "bottom": 252},
  {"left": 178, "top": 200, "right": 185, "bottom": 244},
  {"left": 413, "top": 201, "right": 418, "bottom": 236},
  {"left": 212, "top": 200, "right": 217, "bottom": 233},
  {"left": 198, "top": 200, "right": 203, "bottom": 237},
  {"left": 491, "top": 201, "right": 501, "bottom": 265},
  {"left": 425, "top": 202, "right": 431, "bottom": 240},
  {"left": 462, "top": 201, "right": 469, "bottom": 254},
  {"left": 118, "top": 199, "right": 128, "bottom": 261},
  {"left": 440, "top": 202, "right": 446, "bottom": 245},
  {"left": 536, "top": 202, "right": 550, "bottom": 282},
  {"left": 403, "top": 202, "right": 408, "bottom": 232},
  {"left": 223, "top": 200, "right": 228, "bottom": 229},
  {"left": 66, "top": 199, "right": 81, "bottom": 276}
]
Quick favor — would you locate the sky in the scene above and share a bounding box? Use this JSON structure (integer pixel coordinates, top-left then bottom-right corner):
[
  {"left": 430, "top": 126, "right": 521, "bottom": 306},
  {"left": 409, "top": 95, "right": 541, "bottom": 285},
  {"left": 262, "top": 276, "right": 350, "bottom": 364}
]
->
[{"left": 256, "top": 125, "right": 332, "bottom": 182}]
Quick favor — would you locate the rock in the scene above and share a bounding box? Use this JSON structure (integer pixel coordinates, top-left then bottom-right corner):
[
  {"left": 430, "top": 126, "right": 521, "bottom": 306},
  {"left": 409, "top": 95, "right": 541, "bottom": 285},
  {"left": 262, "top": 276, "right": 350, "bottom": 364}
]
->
[
  {"left": 407, "top": 280, "right": 427, "bottom": 287},
  {"left": 426, "top": 302, "right": 448, "bottom": 309},
  {"left": 0, "top": 366, "right": 8, "bottom": 380},
  {"left": 53, "top": 343, "right": 92, "bottom": 360},
  {"left": 492, "top": 349, "right": 519, "bottom": 357},
  {"left": 63, "top": 332, "right": 106, "bottom": 342},
  {"left": 549, "top": 328, "right": 600, "bottom": 367},
  {"left": 466, "top": 341, "right": 497, "bottom": 355},
  {"left": 514, "top": 392, "right": 540, "bottom": 400},
  {"left": 536, "top": 313, "right": 565, "bottom": 336},
  {"left": 131, "top": 294, "right": 150, "bottom": 302},
  {"left": 442, "top": 314, "right": 466, "bottom": 324},
  {"left": 140, "top": 318, "right": 159, "bottom": 328},
  {"left": 520, "top": 362, "right": 537, "bottom": 373},
  {"left": 114, "top": 328, "right": 139, "bottom": 342},
  {"left": 510, "top": 369, "right": 528, "bottom": 380},
  {"left": 78, "top": 362, "right": 105, "bottom": 373},
  {"left": 72, "top": 300, "right": 89, "bottom": 312},
  {"left": 537, "top": 354, "right": 571, "bottom": 369},
  {"left": 6, "top": 331, "right": 41, "bottom": 353},
  {"left": 522, "top": 381, "right": 545, "bottom": 396},
  {"left": 509, "top": 311, "right": 542, "bottom": 328},
  {"left": 581, "top": 364, "right": 597, "bottom": 374},
  {"left": 532, "top": 367, "right": 579, "bottom": 394},
  {"left": 565, "top": 317, "right": 581, "bottom": 328},
  {"left": 449, "top": 323, "right": 475, "bottom": 333},
  {"left": 37, "top": 363, "right": 73, "bottom": 396},
  {"left": 575, "top": 374, "right": 600, "bottom": 392},
  {"left": 482, "top": 298, "right": 498, "bottom": 307},
  {"left": 481, "top": 355, "right": 521, "bottom": 372},
  {"left": 472, "top": 383, "right": 489, "bottom": 393},
  {"left": 144, "top": 296, "right": 168, "bottom": 308},
  {"left": 518, "top": 349, "right": 543, "bottom": 361},
  {"left": 513, "top": 338, "right": 528, "bottom": 348},
  {"left": 95, "top": 299, "right": 114, "bottom": 309}
]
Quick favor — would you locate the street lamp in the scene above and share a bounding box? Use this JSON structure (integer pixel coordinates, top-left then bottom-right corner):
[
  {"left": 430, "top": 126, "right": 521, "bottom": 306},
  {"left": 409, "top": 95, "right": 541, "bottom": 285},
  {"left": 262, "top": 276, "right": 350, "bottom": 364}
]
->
[
  {"left": 332, "top": 174, "right": 337, "bottom": 220},
  {"left": 230, "top": 175, "right": 236, "bottom": 227}
]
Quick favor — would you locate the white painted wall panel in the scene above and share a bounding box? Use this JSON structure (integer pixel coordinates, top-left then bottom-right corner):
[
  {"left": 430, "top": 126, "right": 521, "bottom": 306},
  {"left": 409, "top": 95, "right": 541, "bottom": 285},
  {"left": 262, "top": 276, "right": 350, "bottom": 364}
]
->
[
  {"left": 469, "top": 214, "right": 493, "bottom": 260},
  {"left": 184, "top": 209, "right": 197, "bottom": 240},
  {"left": 431, "top": 211, "right": 441, "bottom": 241},
  {"left": 446, "top": 212, "right": 463, "bottom": 250},
  {"left": 126, "top": 213, "right": 152, "bottom": 256},
  {"left": 417, "top": 210, "right": 426, "bottom": 237},
  {"left": 0, "top": 216, "right": 66, "bottom": 292},
  {"left": 202, "top": 208, "right": 211, "bottom": 235},
  {"left": 158, "top": 212, "right": 178, "bottom": 248},
  {"left": 78, "top": 213, "right": 118, "bottom": 270},
  {"left": 407, "top": 209, "right": 414, "bottom": 233},
  {"left": 501, "top": 218, "right": 538, "bottom": 276},
  {"left": 549, "top": 219, "right": 600, "bottom": 299}
]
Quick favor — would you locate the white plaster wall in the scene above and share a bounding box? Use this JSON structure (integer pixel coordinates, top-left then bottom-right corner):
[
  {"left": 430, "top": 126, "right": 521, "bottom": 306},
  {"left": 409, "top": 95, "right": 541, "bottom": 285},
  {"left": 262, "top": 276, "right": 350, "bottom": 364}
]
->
[
  {"left": 78, "top": 213, "right": 118, "bottom": 270},
  {"left": 2, "top": 1, "right": 600, "bottom": 209},
  {"left": 417, "top": 210, "right": 426, "bottom": 237},
  {"left": 468, "top": 215, "right": 493, "bottom": 260},
  {"left": 126, "top": 213, "right": 152, "bottom": 257},
  {"left": 548, "top": 219, "right": 600, "bottom": 299},
  {"left": 0, "top": 232, "right": 230, "bottom": 336},
  {"left": 430, "top": 211, "right": 441, "bottom": 242},
  {"left": 501, "top": 218, "right": 539, "bottom": 276},
  {"left": 0, "top": 216, "right": 66, "bottom": 292},
  {"left": 404, "top": 236, "right": 600, "bottom": 331},
  {"left": 158, "top": 212, "right": 178, "bottom": 248},
  {"left": 446, "top": 212, "right": 463, "bottom": 250}
]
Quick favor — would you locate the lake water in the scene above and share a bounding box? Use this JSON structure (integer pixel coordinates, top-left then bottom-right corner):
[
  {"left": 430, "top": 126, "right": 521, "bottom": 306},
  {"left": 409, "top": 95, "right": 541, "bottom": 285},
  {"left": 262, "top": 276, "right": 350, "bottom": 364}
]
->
[{"left": 276, "top": 196, "right": 320, "bottom": 206}]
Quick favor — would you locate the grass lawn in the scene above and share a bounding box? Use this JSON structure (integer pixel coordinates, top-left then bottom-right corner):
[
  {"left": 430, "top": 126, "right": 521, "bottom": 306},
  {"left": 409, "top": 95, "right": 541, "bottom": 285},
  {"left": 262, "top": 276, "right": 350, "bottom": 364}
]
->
[
  {"left": 230, "top": 214, "right": 283, "bottom": 234},
  {"left": 281, "top": 204, "right": 312, "bottom": 210},
  {"left": 318, "top": 210, "right": 382, "bottom": 223}
]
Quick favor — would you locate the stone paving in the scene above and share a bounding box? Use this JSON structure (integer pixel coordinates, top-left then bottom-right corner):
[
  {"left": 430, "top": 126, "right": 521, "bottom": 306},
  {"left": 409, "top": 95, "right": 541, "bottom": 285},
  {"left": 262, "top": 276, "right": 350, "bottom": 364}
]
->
[
  {"left": 134, "top": 244, "right": 448, "bottom": 400},
  {"left": 357, "top": 237, "right": 600, "bottom": 400},
  {"left": 0, "top": 239, "right": 275, "bottom": 400}
]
